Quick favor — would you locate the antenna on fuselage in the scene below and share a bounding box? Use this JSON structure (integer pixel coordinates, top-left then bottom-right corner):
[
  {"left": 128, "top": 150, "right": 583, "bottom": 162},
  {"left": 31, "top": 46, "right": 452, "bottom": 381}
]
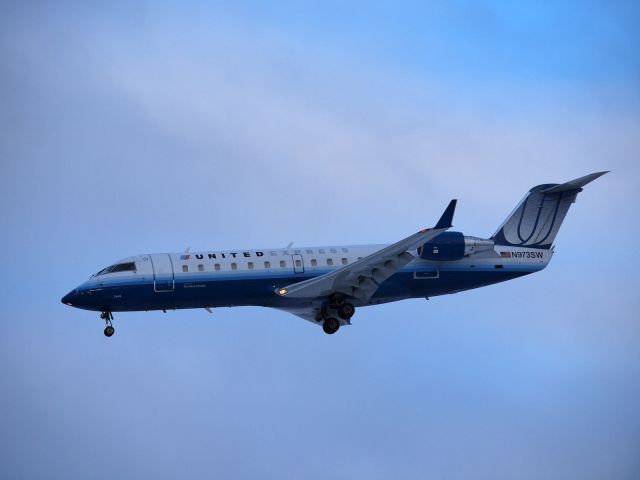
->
[{"left": 286, "top": 242, "right": 294, "bottom": 249}]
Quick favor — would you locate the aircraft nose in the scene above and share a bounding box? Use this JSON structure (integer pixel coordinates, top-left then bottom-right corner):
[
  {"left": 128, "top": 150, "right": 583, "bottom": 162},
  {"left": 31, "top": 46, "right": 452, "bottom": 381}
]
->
[{"left": 61, "top": 290, "right": 76, "bottom": 306}]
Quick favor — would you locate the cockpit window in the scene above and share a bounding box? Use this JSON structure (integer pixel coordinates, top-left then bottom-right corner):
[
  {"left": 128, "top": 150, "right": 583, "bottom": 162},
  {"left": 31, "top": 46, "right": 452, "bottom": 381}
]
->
[{"left": 94, "top": 262, "right": 136, "bottom": 276}]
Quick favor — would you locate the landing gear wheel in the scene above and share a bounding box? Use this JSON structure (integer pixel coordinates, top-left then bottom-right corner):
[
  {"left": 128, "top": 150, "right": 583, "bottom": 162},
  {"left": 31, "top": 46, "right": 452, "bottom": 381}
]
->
[
  {"left": 337, "top": 302, "right": 355, "bottom": 320},
  {"left": 322, "top": 317, "right": 340, "bottom": 335},
  {"left": 100, "top": 311, "right": 114, "bottom": 337}
]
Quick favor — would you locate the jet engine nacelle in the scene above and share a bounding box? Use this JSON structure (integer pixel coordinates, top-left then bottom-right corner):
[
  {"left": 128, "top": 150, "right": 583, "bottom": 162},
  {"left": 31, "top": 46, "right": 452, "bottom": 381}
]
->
[{"left": 418, "top": 232, "right": 494, "bottom": 261}]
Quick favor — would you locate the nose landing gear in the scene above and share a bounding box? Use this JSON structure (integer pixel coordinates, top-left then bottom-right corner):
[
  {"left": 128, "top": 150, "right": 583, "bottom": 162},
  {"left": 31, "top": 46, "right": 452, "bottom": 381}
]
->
[{"left": 101, "top": 311, "right": 114, "bottom": 337}]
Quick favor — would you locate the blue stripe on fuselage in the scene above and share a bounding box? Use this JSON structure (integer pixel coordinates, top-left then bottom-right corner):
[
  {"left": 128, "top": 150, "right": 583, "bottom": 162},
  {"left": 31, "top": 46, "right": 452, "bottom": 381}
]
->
[{"left": 69, "top": 264, "right": 535, "bottom": 312}]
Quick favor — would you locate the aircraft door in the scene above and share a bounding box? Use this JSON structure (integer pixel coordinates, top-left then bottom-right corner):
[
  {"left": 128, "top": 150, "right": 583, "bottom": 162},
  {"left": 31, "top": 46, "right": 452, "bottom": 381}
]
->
[
  {"left": 291, "top": 254, "right": 304, "bottom": 274},
  {"left": 151, "top": 253, "right": 175, "bottom": 292}
]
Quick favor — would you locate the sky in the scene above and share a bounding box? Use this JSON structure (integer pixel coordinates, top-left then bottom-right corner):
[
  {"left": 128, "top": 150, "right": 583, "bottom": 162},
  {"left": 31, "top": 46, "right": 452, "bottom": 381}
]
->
[{"left": 1, "top": 1, "right": 639, "bottom": 478}]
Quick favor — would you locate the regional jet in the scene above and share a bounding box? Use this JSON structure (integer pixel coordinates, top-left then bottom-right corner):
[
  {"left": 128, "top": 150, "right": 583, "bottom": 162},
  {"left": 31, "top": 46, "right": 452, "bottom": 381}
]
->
[{"left": 62, "top": 172, "right": 607, "bottom": 336}]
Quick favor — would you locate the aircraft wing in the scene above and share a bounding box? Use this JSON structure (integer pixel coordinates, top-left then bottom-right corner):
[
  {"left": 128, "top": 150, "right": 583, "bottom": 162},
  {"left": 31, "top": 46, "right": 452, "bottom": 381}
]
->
[{"left": 274, "top": 199, "right": 457, "bottom": 302}]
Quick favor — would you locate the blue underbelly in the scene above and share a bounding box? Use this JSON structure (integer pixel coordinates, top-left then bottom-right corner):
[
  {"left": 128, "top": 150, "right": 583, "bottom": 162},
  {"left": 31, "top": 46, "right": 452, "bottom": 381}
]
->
[{"left": 81, "top": 269, "right": 527, "bottom": 312}]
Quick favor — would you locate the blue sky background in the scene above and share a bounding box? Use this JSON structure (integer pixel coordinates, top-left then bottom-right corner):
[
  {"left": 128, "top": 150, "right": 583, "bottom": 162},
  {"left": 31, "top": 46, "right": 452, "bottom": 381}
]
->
[{"left": 1, "top": 1, "right": 639, "bottom": 478}]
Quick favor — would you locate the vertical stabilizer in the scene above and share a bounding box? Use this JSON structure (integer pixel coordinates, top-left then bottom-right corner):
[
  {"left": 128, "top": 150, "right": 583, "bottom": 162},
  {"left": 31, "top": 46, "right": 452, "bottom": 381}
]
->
[{"left": 491, "top": 172, "right": 607, "bottom": 249}]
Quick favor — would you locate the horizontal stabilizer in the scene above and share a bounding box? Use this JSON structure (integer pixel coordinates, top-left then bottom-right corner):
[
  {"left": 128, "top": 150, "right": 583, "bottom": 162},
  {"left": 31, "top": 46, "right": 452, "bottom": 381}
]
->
[{"left": 540, "top": 171, "right": 609, "bottom": 194}]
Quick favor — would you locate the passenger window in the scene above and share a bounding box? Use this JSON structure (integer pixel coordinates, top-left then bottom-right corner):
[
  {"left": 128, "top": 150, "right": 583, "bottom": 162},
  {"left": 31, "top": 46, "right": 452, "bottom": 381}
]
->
[
  {"left": 280, "top": 260, "right": 286, "bottom": 268},
  {"left": 197, "top": 264, "right": 204, "bottom": 272},
  {"left": 306, "top": 249, "right": 313, "bottom": 254},
  {"left": 358, "top": 257, "right": 363, "bottom": 260},
  {"left": 248, "top": 262, "right": 254, "bottom": 270},
  {"left": 330, "top": 248, "right": 337, "bottom": 253},
  {"left": 182, "top": 265, "right": 188, "bottom": 272},
  {"left": 341, "top": 258, "right": 348, "bottom": 265},
  {"left": 311, "top": 259, "right": 317, "bottom": 267},
  {"left": 270, "top": 251, "right": 278, "bottom": 256},
  {"left": 319, "top": 249, "right": 325, "bottom": 254},
  {"left": 231, "top": 263, "right": 237, "bottom": 270},
  {"left": 295, "top": 259, "right": 302, "bottom": 268},
  {"left": 264, "top": 261, "right": 271, "bottom": 269},
  {"left": 327, "top": 258, "right": 333, "bottom": 266},
  {"left": 342, "top": 248, "right": 348, "bottom": 253},
  {"left": 214, "top": 263, "right": 221, "bottom": 271}
]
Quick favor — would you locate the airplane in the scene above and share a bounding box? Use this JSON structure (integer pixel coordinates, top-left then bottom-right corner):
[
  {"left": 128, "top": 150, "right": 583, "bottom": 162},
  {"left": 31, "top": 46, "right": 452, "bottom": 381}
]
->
[{"left": 61, "top": 172, "right": 607, "bottom": 337}]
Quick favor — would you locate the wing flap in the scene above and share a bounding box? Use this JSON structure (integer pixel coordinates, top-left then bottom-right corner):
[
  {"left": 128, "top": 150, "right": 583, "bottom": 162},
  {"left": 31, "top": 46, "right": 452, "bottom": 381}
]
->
[{"left": 273, "top": 306, "right": 321, "bottom": 324}]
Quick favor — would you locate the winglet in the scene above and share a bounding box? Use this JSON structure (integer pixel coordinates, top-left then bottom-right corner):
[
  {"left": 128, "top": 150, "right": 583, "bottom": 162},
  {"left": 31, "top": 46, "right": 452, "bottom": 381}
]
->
[{"left": 434, "top": 199, "right": 457, "bottom": 229}]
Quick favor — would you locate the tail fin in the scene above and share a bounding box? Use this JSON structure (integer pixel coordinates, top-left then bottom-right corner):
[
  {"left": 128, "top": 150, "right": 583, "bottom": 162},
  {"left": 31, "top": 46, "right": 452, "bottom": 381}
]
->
[{"left": 491, "top": 172, "right": 608, "bottom": 249}]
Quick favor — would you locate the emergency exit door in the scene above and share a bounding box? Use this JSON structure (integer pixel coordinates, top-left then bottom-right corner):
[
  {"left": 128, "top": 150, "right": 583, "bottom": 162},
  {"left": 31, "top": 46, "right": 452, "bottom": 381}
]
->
[{"left": 291, "top": 254, "right": 304, "bottom": 274}]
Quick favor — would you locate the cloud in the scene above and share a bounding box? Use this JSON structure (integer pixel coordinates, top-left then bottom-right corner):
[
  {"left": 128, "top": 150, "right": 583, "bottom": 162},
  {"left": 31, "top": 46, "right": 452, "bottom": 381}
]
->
[
  {"left": 4, "top": 6, "right": 638, "bottom": 241},
  {"left": 93, "top": 15, "right": 640, "bottom": 252},
  {"left": 1, "top": 4, "right": 639, "bottom": 480}
]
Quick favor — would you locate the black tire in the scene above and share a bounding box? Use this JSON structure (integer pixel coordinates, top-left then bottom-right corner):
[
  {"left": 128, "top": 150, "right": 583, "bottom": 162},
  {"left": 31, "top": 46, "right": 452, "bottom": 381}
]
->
[
  {"left": 322, "top": 317, "right": 340, "bottom": 335},
  {"left": 104, "top": 325, "right": 115, "bottom": 337},
  {"left": 337, "top": 303, "right": 355, "bottom": 320}
]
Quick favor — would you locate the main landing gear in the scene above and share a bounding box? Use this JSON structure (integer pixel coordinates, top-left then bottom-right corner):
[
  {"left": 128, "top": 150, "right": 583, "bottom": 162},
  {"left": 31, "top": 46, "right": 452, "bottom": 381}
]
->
[
  {"left": 322, "top": 317, "right": 340, "bottom": 335},
  {"left": 101, "top": 311, "right": 114, "bottom": 337},
  {"left": 337, "top": 302, "right": 355, "bottom": 321},
  {"left": 321, "top": 298, "right": 356, "bottom": 335}
]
